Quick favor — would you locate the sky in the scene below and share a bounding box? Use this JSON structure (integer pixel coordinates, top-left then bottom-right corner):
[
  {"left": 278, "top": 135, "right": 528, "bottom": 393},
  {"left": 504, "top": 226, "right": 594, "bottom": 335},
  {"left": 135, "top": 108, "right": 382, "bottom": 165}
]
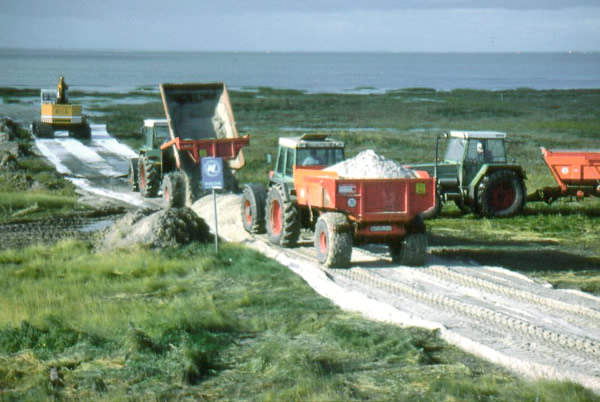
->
[{"left": 1, "top": 0, "right": 599, "bottom": 52}]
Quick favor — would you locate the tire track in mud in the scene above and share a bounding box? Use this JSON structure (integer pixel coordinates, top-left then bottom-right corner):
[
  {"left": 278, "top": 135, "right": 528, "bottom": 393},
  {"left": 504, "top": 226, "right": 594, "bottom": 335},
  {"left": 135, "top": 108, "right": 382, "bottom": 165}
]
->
[
  {"left": 333, "top": 267, "right": 600, "bottom": 358},
  {"left": 0, "top": 212, "right": 125, "bottom": 250},
  {"left": 220, "top": 223, "right": 600, "bottom": 392},
  {"left": 425, "top": 265, "right": 600, "bottom": 324}
]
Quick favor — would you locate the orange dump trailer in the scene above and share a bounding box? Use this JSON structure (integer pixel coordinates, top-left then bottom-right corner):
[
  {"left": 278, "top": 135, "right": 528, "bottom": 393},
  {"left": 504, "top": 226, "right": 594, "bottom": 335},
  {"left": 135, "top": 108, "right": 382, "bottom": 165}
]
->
[{"left": 529, "top": 147, "right": 600, "bottom": 203}]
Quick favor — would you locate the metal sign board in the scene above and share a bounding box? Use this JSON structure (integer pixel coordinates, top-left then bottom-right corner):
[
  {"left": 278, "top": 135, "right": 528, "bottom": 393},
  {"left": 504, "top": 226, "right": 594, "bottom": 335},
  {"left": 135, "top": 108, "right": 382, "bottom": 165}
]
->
[{"left": 201, "top": 157, "right": 224, "bottom": 190}]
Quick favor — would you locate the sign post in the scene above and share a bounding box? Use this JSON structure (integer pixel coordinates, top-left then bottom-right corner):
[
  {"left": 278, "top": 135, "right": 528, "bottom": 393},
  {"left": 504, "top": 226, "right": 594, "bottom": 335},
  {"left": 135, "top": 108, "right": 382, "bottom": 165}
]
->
[{"left": 201, "top": 157, "right": 224, "bottom": 253}]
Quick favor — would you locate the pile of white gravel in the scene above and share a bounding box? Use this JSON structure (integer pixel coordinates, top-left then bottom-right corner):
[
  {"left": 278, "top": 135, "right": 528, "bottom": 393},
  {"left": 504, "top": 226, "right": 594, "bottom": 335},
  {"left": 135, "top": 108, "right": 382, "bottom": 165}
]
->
[{"left": 324, "top": 149, "right": 416, "bottom": 179}]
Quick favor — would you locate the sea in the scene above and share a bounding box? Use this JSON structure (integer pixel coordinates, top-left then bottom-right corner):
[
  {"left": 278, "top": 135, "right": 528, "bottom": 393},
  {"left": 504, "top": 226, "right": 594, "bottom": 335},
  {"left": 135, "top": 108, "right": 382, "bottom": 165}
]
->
[{"left": 1, "top": 48, "right": 599, "bottom": 93}]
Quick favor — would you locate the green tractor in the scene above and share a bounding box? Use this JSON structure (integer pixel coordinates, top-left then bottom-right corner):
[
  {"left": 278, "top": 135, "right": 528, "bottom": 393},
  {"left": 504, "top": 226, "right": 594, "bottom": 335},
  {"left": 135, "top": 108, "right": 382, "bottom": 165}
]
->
[
  {"left": 413, "top": 131, "right": 527, "bottom": 218},
  {"left": 128, "top": 119, "right": 169, "bottom": 197}
]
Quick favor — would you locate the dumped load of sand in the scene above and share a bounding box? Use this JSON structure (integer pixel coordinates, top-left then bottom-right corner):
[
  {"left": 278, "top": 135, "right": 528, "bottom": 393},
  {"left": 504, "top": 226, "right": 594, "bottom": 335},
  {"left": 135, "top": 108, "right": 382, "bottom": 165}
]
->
[
  {"left": 325, "top": 149, "right": 416, "bottom": 179},
  {"left": 98, "top": 207, "right": 211, "bottom": 250}
]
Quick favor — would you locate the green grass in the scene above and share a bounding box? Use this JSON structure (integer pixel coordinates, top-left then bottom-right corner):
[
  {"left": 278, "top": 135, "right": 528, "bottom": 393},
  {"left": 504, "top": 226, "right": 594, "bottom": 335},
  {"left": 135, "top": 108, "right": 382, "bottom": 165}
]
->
[
  {"left": 0, "top": 135, "right": 82, "bottom": 221},
  {"left": 1, "top": 240, "right": 596, "bottom": 400}
]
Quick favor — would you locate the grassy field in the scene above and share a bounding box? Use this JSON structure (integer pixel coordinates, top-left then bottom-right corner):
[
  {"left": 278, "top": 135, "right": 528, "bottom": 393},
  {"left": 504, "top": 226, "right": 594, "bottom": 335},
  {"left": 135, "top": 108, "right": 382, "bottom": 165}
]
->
[
  {"left": 1, "top": 87, "right": 599, "bottom": 399},
  {"left": 0, "top": 240, "right": 597, "bottom": 400}
]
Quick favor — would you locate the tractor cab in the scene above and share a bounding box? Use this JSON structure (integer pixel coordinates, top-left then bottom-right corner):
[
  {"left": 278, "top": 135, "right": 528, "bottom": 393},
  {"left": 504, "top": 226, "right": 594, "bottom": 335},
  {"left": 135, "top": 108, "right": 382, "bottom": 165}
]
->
[
  {"left": 141, "top": 119, "right": 170, "bottom": 151},
  {"left": 271, "top": 134, "right": 345, "bottom": 186},
  {"left": 414, "top": 130, "right": 526, "bottom": 218},
  {"left": 442, "top": 131, "right": 508, "bottom": 185}
]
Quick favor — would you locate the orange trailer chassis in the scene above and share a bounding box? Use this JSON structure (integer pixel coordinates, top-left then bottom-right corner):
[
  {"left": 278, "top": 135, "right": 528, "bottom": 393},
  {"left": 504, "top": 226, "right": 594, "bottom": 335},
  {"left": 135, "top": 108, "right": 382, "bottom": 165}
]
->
[{"left": 529, "top": 147, "right": 600, "bottom": 204}]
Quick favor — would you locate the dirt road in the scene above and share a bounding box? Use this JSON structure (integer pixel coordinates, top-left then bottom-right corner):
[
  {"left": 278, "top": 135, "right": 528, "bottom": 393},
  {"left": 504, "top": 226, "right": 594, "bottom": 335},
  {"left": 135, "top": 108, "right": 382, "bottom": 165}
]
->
[{"left": 192, "top": 194, "right": 600, "bottom": 394}]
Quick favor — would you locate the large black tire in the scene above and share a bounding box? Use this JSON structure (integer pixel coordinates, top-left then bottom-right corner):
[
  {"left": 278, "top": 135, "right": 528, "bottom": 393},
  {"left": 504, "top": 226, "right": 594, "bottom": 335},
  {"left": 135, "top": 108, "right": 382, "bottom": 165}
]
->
[
  {"left": 241, "top": 183, "right": 267, "bottom": 234},
  {"left": 162, "top": 172, "right": 185, "bottom": 208},
  {"left": 477, "top": 170, "right": 526, "bottom": 218},
  {"left": 314, "top": 212, "right": 353, "bottom": 268},
  {"left": 182, "top": 170, "right": 201, "bottom": 207},
  {"left": 31, "top": 121, "right": 54, "bottom": 138},
  {"left": 389, "top": 215, "right": 427, "bottom": 266},
  {"left": 138, "top": 156, "right": 160, "bottom": 198},
  {"left": 454, "top": 198, "right": 472, "bottom": 214},
  {"left": 128, "top": 157, "right": 139, "bottom": 191},
  {"left": 265, "top": 185, "right": 300, "bottom": 247}
]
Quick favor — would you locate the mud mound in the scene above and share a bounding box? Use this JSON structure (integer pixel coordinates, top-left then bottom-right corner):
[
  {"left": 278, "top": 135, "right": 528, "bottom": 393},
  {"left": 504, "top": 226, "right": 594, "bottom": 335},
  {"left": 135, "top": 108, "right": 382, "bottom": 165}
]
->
[
  {"left": 325, "top": 149, "right": 415, "bottom": 179},
  {"left": 98, "top": 207, "right": 211, "bottom": 250}
]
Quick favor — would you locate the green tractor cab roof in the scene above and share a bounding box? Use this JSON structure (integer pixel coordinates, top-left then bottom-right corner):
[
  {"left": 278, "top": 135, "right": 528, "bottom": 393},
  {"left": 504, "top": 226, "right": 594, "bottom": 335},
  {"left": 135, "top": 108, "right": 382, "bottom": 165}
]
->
[
  {"left": 447, "top": 131, "right": 507, "bottom": 139},
  {"left": 278, "top": 133, "right": 345, "bottom": 149},
  {"left": 143, "top": 119, "right": 168, "bottom": 128}
]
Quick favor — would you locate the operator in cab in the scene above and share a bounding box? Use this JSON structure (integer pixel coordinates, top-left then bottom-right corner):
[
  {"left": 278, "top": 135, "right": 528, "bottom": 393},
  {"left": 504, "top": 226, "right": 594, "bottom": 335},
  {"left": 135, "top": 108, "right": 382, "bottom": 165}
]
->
[
  {"left": 57, "top": 76, "right": 69, "bottom": 104},
  {"left": 302, "top": 149, "right": 322, "bottom": 166}
]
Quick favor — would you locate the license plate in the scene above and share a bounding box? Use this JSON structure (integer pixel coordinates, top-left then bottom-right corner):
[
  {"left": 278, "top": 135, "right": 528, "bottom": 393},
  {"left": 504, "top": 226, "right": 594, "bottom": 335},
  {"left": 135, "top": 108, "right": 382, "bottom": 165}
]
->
[{"left": 370, "top": 225, "right": 392, "bottom": 232}]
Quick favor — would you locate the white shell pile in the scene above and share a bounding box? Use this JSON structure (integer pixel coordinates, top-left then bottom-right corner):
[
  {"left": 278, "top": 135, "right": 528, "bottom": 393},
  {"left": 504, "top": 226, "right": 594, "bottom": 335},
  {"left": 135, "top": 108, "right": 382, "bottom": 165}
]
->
[{"left": 325, "top": 149, "right": 416, "bottom": 179}]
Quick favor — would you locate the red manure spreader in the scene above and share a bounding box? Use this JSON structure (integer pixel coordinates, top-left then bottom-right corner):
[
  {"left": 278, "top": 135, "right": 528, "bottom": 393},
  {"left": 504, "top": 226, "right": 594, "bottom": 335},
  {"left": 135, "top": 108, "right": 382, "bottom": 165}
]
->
[{"left": 529, "top": 148, "right": 600, "bottom": 204}]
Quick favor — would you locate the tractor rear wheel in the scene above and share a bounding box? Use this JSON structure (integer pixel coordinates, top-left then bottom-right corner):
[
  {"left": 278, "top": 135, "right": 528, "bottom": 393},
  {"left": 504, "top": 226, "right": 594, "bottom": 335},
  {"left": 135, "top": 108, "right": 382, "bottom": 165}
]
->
[
  {"left": 477, "top": 170, "right": 525, "bottom": 218},
  {"left": 314, "top": 212, "right": 352, "bottom": 268},
  {"left": 265, "top": 185, "right": 300, "bottom": 247},
  {"left": 241, "top": 183, "right": 267, "bottom": 234},
  {"left": 389, "top": 215, "right": 427, "bottom": 266},
  {"left": 138, "top": 156, "right": 160, "bottom": 198},
  {"left": 128, "top": 158, "right": 139, "bottom": 191},
  {"left": 162, "top": 172, "right": 185, "bottom": 208}
]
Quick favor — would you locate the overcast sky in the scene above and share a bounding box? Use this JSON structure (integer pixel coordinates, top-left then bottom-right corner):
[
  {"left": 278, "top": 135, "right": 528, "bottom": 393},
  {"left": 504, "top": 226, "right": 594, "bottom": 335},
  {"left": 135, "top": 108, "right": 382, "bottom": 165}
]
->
[{"left": 1, "top": 0, "right": 599, "bottom": 52}]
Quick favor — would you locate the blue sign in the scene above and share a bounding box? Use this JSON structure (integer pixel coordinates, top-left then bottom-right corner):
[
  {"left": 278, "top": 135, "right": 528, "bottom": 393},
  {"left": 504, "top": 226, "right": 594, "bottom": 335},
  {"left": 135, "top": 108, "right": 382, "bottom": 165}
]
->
[{"left": 201, "top": 157, "right": 224, "bottom": 190}]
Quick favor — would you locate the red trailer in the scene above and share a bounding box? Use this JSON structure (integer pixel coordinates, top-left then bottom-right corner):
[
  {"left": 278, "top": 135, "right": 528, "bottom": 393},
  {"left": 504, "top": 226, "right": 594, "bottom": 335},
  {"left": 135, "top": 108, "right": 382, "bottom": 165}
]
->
[
  {"left": 240, "top": 134, "right": 436, "bottom": 267},
  {"left": 528, "top": 147, "right": 600, "bottom": 204}
]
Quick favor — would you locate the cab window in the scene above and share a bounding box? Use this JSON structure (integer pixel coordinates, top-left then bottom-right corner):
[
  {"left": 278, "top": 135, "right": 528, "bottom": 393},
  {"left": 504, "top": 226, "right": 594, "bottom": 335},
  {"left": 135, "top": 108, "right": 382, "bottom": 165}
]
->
[
  {"left": 444, "top": 138, "right": 467, "bottom": 162},
  {"left": 484, "top": 139, "right": 507, "bottom": 163},
  {"left": 285, "top": 148, "right": 295, "bottom": 176},
  {"left": 153, "top": 126, "right": 170, "bottom": 147}
]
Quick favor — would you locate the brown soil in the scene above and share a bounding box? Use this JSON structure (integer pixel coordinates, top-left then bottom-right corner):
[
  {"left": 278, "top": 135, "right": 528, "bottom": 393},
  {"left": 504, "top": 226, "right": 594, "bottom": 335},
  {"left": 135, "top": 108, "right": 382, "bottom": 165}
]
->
[{"left": 97, "top": 207, "right": 212, "bottom": 250}]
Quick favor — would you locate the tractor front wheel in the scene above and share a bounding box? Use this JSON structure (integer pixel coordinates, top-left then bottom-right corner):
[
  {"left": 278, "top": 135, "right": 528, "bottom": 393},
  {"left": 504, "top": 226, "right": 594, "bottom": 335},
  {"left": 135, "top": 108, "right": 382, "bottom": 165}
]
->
[
  {"left": 138, "top": 156, "right": 160, "bottom": 198},
  {"left": 128, "top": 158, "right": 139, "bottom": 191},
  {"left": 314, "top": 212, "right": 352, "bottom": 268},
  {"left": 477, "top": 170, "right": 525, "bottom": 218},
  {"left": 162, "top": 172, "right": 185, "bottom": 208},
  {"left": 265, "top": 185, "right": 300, "bottom": 247},
  {"left": 454, "top": 198, "right": 472, "bottom": 214},
  {"left": 241, "top": 183, "right": 267, "bottom": 234}
]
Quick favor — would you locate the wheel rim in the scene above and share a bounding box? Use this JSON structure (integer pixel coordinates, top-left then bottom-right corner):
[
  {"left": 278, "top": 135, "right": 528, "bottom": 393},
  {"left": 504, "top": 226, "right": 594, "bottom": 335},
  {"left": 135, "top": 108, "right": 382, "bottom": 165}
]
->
[
  {"left": 270, "top": 200, "right": 282, "bottom": 235},
  {"left": 164, "top": 184, "right": 170, "bottom": 202},
  {"left": 244, "top": 200, "right": 252, "bottom": 225},
  {"left": 489, "top": 183, "right": 516, "bottom": 211},
  {"left": 319, "top": 230, "right": 328, "bottom": 254}
]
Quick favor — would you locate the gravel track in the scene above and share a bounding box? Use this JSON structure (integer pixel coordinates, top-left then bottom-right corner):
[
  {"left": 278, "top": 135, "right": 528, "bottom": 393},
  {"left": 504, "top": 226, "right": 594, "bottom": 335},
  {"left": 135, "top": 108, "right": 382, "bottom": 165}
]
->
[{"left": 192, "top": 193, "right": 600, "bottom": 394}]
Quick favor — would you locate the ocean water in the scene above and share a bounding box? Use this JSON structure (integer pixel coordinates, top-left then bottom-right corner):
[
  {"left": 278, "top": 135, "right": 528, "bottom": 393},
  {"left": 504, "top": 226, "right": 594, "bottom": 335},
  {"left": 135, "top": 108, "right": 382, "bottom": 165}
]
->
[{"left": 1, "top": 49, "right": 599, "bottom": 93}]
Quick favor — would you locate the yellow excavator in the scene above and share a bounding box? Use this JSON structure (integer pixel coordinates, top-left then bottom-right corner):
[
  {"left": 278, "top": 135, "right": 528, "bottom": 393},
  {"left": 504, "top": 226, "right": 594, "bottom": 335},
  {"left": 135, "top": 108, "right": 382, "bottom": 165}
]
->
[{"left": 30, "top": 76, "right": 91, "bottom": 139}]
